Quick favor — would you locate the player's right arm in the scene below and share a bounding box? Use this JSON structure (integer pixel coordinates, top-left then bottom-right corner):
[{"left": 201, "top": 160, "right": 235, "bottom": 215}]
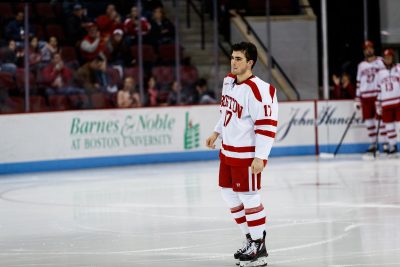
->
[
  {"left": 355, "top": 63, "right": 362, "bottom": 109},
  {"left": 206, "top": 75, "right": 227, "bottom": 149},
  {"left": 375, "top": 71, "right": 383, "bottom": 116},
  {"left": 206, "top": 131, "right": 220, "bottom": 149}
]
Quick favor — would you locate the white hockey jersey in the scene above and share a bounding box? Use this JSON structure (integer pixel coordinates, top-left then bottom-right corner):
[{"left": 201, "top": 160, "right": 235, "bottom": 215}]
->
[
  {"left": 214, "top": 73, "right": 279, "bottom": 166},
  {"left": 376, "top": 64, "right": 400, "bottom": 108},
  {"left": 356, "top": 57, "right": 385, "bottom": 99}
]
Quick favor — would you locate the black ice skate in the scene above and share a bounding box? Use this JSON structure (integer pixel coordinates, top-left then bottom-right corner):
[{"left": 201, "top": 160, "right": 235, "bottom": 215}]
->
[
  {"left": 238, "top": 231, "right": 268, "bottom": 267},
  {"left": 388, "top": 145, "right": 398, "bottom": 158},
  {"left": 382, "top": 143, "right": 390, "bottom": 154},
  {"left": 234, "top": 234, "right": 252, "bottom": 259},
  {"left": 234, "top": 233, "right": 252, "bottom": 265},
  {"left": 366, "top": 143, "right": 378, "bottom": 154}
]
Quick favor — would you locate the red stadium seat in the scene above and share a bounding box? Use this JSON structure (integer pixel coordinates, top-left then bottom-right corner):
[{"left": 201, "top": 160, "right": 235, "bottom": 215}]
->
[
  {"left": 158, "top": 44, "right": 183, "bottom": 64},
  {"left": 5, "top": 97, "right": 25, "bottom": 113},
  {"left": 106, "top": 67, "right": 122, "bottom": 87},
  {"left": 15, "top": 69, "right": 36, "bottom": 94},
  {"left": 0, "top": 3, "right": 14, "bottom": 21},
  {"left": 91, "top": 92, "right": 113, "bottom": 109},
  {"left": 31, "top": 24, "right": 45, "bottom": 40},
  {"left": 29, "top": 96, "right": 48, "bottom": 112},
  {"left": 131, "top": 45, "right": 157, "bottom": 64},
  {"left": 48, "top": 95, "right": 69, "bottom": 111},
  {"left": 152, "top": 66, "right": 175, "bottom": 86},
  {"left": 180, "top": 66, "right": 199, "bottom": 86},
  {"left": 60, "top": 46, "right": 77, "bottom": 62},
  {"left": 46, "top": 24, "right": 66, "bottom": 43},
  {"left": 124, "top": 67, "right": 140, "bottom": 81},
  {"left": 35, "top": 3, "right": 56, "bottom": 19},
  {"left": 0, "top": 71, "right": 17, "bottom": 92},
  {"left": 68, "top": 94, "right": 89, "bottom": 110}
]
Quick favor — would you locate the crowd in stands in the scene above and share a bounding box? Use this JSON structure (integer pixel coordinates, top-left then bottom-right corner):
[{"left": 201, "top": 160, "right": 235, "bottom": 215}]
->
[{"left": 0, "top": 1, "right": 216, "bottom": 113}]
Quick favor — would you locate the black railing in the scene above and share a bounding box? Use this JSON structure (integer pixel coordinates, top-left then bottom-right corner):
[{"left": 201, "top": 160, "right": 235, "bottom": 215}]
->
[
  {"left": 237, "top": 13, "right": 301, "bottom": 100},
  {"left": 186, "top": 0, "right": 205, "bottom": 50}
]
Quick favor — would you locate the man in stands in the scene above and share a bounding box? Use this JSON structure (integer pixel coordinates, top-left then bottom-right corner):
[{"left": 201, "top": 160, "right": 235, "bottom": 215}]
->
[
  {"left": 124, "top": 5, "right": 152, "bottom": 45},
  {"left": 42, "top": 53, "right": 84, "bottom": 96},
  {"left": 80, "top": 23, "right": 106, "bottom": 62}
]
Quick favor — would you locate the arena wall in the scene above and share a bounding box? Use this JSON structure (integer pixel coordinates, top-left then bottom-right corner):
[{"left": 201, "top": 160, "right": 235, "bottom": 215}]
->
[{"left": 0, "top": 100, "right": 383, "bottom": 174}]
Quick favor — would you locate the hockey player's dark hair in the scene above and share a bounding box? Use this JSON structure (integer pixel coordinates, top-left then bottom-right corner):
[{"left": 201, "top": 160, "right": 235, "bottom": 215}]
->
[{"left": 231, "top": 42, "right": 258, "bottom": 69}]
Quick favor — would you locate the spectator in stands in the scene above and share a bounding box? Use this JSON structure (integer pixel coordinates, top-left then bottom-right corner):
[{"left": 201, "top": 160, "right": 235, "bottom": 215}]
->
[
  {"left": 332, "top": 72, "right": 355, "bottom": 99},
  {"left": 124, "top": 5, "right": 152, "bottom": 45},
  {"left": 28, "top": 36, "right": 42, "bottom": 71},
  {"left": 117, "top": 77, "right": 141, "bottom": 108},
  {"left": 96, "top": 4, "right": 123, "bottom": 39},
  {"left": 42, "top": 53, "right": 84, "bottom": 95},
  {"left": 66, "top": 4, "right": 92, "bottom": 47},
  {"left": 5, "top": 12, "right": 27, "bottom": 43},
  {"left": 196, "top": 78, "right": 217, "bottom": 104},
  {"left": 80, "top": 23, "right": 105, "bottom": 62},
  {"left": 149, "top": 7, "right": 175, "bottom": 47},
  {"left": 0, "top": 40, "right": 23, "bottom": 73},
  {"left": 105, "top": 29, "right": 129, "bottom": 67},
  {"left": 166, "top": 80, "right": 185, "bottom": 106},
  {"left": 77, "top": 53, "right": 109, "bottom": 94},
  {"left": 145, "top": 75, "right": 159, "bottom": 106},
  {"left": 41, "top": 36, "right": 59, "bottom": 64},
  {"left": 142, "top": 0, "right": 163, "bottom": 18}
]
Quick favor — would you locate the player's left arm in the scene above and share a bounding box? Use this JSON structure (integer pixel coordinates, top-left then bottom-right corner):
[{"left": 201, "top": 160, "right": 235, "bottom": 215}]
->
[{"left": 249, "top": 85, "right": 279, "bottom": 174}]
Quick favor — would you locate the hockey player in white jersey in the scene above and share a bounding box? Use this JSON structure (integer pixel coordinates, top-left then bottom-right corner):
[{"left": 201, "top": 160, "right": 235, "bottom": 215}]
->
[
  {"left": 355, "top": 40, "right": 387, "bottom": 153},
  {"left": 375, "top": 49, "right": 400, "bottom": 156},
  {"left": 206, "top": 42, "right": 278, "bottom": 267}
]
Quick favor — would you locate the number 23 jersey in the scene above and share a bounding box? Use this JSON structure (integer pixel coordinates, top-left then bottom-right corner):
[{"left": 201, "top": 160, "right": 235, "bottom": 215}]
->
[{"left": 214, "top": 73, "right": 279, "bottom": 166}]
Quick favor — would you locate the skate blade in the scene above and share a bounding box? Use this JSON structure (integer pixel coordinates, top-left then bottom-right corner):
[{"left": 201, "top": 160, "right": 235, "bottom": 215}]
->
[{"left": 239, "top": 256, "right": 268, "bottom": 267}]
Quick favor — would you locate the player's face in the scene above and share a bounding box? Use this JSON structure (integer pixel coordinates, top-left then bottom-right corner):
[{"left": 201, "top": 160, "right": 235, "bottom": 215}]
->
[
  {"left": 364, "top": 47, "right": 374, "bottom": 58},
  {"left": 384, "top": 55, "right": 393, "bottom": 65},
  {"left": 231, "top": 51, "right": 252, "bottom": 75}
]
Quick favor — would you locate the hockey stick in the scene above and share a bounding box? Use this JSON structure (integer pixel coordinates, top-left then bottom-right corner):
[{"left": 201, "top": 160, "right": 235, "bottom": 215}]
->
[
  {"left": 320, "top": 111, "right": 357, "bottom": 159},
  {"left": 373, "top": 116, "right": 381, "bottom": 159}
]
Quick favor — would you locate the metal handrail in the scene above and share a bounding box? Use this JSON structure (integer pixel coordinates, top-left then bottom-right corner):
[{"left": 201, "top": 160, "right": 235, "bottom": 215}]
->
[
  {"left": 237, "top": 13, "right": 301, "bottom": 100},
  {"left": 186, "top": 0, "right": 205, "bottom": 49}
]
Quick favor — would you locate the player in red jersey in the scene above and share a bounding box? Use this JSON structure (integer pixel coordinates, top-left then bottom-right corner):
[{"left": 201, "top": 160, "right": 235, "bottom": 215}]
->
[
  {"left": 206, "top": 42, "right": 278, "bottom": 267},
  {"left": 355, "top": 41, "right": 388, "bottom": 153},
  {"left": 375, "top": 49, "right": 400, "bottom": 156}
]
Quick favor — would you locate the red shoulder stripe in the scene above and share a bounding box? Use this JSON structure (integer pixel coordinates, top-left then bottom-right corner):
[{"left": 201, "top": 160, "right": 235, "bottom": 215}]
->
[
  {"left": 269, "top": 85, "right": 276, "bottom": 103},
  {"left": 244, "top": 79, "right": 262, "bottom": 102},
  {"left": 226, "top": 73, "right": 236, "bottom": 79}
]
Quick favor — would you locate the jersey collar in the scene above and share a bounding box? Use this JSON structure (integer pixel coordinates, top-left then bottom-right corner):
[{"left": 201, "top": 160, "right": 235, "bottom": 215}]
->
[{"left": 235, "top": 75, "right": 255, "bottom": 85}]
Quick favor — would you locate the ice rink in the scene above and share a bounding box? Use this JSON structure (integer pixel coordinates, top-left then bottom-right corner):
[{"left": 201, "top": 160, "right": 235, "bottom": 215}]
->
[{"left": 0, "top": 155, "right": 400, "bottom": 266}]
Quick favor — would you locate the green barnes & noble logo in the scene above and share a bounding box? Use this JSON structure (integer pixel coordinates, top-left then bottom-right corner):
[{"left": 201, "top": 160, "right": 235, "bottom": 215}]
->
[{"left": 184, "top": 112, "right": 200, "bottom": 149}]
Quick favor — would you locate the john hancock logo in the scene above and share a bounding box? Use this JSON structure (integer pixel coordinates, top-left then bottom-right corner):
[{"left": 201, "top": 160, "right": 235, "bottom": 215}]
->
[{"left": 184, "top": 112, "right": 200, "bottom": 149}]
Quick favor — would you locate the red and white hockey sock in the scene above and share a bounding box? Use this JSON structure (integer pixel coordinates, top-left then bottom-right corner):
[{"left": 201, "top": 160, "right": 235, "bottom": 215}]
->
[
  {"left": 245, "top": 204, "right": 266, "bottom": 240},
  {"left": 385, "top": 123, "right": 397, "bottom": 147},
  {"left": 365, "top": 119, "right": 377, "bottom": 143},
  {"left": 230, "top": 203, "right": 250, "bottom": 235},
  {"left": 221, "top": 188, "right": 250, "bottom": 235},
  {"left": 238, "top": 193, "right": 266, "bottom": 240},
  {"left": 379, "top": 122, "right": 387, "bottom": 143}
]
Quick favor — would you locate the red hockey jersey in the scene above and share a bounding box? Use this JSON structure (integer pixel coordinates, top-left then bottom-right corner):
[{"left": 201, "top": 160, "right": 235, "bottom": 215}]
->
[
  {"left": 214, "top": 73, "right": 278, "bottom": 166},
  {"left": 376, "top": 64, "right": 400, "bottom": 108}
]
